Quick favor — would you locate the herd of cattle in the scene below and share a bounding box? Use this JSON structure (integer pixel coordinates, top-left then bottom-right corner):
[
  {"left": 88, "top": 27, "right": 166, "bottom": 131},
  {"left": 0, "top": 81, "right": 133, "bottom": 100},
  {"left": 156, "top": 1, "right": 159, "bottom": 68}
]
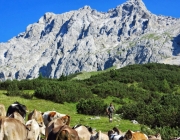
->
[{"left": 0, "top": 102, "right": 179, "bottom": 140}]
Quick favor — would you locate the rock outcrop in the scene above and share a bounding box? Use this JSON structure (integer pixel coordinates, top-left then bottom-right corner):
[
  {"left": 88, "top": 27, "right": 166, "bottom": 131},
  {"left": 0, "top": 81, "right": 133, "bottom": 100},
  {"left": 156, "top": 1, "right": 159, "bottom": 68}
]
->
[{"left": 0, "top": 0, "right": 180, "bottom": 81}]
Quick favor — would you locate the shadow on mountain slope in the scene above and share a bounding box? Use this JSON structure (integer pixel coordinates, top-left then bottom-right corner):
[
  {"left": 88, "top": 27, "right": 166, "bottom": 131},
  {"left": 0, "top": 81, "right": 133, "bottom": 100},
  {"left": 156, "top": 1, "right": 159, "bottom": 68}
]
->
[{"left": 172, "top": 34, "right": 180, "bottom": 56}]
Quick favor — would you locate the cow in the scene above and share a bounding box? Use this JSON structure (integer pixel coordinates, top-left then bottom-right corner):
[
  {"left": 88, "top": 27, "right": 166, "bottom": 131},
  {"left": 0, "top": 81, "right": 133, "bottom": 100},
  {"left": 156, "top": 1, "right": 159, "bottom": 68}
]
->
[
  {"left": 72, "top": 124, "right": 92, "bottom": 140},
  {"left": 148, "top": 133, "right": 162, "bottom": 140},
  {"left": 170, "top": 137, "right": 180, "bottom": 140},
  {"left": 108, "top": 127, "right": 124, "bottom": 140},
  {"left": 26, "top": 119, "right": 41, "bottom": 140},
  {"left": 28, "top": 109, "right": 46, "bottom": 135},
  {"left": 87, "top": 126, "right": 109, "bottom": 140},
  {"left": 45, "top": 115, "right": 71, "bottom": 140},
  {"left": 72, "top": 124, "right": 107, "bottom": 140},
  {"left": 123, "top": 130, "right": 148, "bottom": 140},
  {"left": 47, "top": 125, "right": 80, "bottom": 140},
  {"left": 0, "top": 117, "right": 42, "bottom": 140},
  {"left": 42, "top": 110, "right": 69, "bottom": 126},
  {"left": 108, "top": 130, "right": 124, "bottom": 140},
  {"left": 0, "top": 104, "right": 6, "bottom": 117},
  {"left": 92, "top": 130, "right": 109, "bottom": 140},
  {"left": 6, "top": 101, "right": 27, "bottom": 119},
  {"left": 8, "top": 111, "right": 25, "bottom": 124}
]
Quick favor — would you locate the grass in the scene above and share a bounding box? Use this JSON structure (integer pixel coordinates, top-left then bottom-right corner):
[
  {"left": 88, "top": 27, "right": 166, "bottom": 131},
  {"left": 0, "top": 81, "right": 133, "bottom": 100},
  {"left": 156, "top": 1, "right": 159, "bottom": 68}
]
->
[
  {"left": 141, "top": 33, "right": 161, "bottom": 41},
  {"left": 0, "top": 90, "right": 143, "bottom": 133},
  {"left": 71, "top": 66, "right": 117, "bottom": 80}
]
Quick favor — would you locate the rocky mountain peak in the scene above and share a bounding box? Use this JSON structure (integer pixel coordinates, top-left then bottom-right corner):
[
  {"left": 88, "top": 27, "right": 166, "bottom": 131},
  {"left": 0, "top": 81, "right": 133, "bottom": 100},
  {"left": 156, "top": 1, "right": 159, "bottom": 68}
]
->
[
  {"left": 0, "top": 0, "right": 180, "bottom": 81},
  {"left": 80, "top": 5, "right": 92, "bottom": 10},
  {"left": 107, "top": 0, "right": 150, "bottom": 28},
  {"left": 128, "top": 0, "right": 144, "bottom": 4}
]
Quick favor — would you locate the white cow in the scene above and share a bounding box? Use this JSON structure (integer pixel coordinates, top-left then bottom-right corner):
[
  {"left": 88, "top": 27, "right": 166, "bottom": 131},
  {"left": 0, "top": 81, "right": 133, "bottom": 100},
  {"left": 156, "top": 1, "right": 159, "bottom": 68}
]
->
[
  {"left": 26, "top": 119, "right": 41, "bottom": 140},
  {"left": 92, "top": 130, "right": 109, "bottom": 140},
  {"left": 28, "top": 109, "right": 46, "bottom": 136}
]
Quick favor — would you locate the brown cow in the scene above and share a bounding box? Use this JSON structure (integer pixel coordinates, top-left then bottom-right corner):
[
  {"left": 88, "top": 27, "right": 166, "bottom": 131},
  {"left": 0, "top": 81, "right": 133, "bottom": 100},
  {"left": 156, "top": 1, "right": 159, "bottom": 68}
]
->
[
  {"left": 0, "top": 104, "right": 6, "bottom": 117},
  {"left": 123, "top": 130, "right": 148, "bottom": 140},
  {"left": 42, "top": 111, "right": 69, "bottom": 126},
  {"left": 47, "top": 125, "right": 80, "bottom": 140},
  {"left": 45, "top": 115, "right": 71, "bottom": 140},
  {"left": 8, "top": 111, "right": 25, "bottom": 124},
  {"left": 0, "top": 117, "right": 42, "bottom": 140}
]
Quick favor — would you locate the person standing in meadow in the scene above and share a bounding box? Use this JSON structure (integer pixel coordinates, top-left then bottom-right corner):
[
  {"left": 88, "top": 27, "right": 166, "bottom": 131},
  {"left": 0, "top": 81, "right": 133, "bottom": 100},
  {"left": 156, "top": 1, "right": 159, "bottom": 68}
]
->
[{"left": 106, "top": 103, "right": 115, "bottom": 122}]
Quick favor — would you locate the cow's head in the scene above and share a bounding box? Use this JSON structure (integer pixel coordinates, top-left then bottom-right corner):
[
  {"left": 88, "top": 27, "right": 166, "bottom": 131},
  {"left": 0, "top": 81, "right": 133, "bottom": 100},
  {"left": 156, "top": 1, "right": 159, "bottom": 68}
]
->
[
  {"left": 47, "top": 111, "right": 56, "bottom": 122},
  {"left": 10, "top": 101, "right": 28, "bottom": 119},
  {"left": 28, "top": 109, "right": 44, "bottom": 127},
  {"left": 60, "top": 115, "right": 71, "bottom": 126}
]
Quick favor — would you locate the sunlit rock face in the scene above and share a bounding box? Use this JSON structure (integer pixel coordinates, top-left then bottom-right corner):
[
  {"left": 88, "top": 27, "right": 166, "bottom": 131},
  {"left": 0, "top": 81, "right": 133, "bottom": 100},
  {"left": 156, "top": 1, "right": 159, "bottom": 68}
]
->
[{"left": 0, "top": 0, "right": 180, "bottom": 81}]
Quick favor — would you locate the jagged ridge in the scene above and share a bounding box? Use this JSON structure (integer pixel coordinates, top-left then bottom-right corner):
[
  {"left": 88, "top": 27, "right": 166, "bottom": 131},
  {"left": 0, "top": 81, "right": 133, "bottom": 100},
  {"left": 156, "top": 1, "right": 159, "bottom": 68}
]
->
[{"left": 0, "top": 0, "right": 180, "bottom": 81}]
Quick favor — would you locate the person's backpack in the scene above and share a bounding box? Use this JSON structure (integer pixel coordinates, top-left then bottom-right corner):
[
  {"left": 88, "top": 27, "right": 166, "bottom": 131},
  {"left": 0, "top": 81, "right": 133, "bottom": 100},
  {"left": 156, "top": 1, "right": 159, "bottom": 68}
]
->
[{"left": 108, "top": 106, "right": 114, "bottom": 113}]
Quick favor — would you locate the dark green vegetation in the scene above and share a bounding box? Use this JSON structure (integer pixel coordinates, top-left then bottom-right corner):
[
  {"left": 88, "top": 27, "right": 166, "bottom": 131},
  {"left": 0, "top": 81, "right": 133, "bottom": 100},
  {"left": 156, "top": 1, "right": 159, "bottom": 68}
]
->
[{"left": 0, "top": 63, "right": 180, "bottom": 139}]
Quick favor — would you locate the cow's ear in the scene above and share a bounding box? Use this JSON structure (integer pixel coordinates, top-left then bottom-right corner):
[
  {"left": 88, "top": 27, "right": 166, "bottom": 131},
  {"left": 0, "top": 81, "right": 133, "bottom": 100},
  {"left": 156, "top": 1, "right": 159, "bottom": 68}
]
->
[
  {"left": 26, "top": 124, "right": 31, "bottom": 131},
  {"left": 38, "top": 121, "right": 44, "bottom": 127},
  {"left": 61, "top": 116, "right": 67, "bottom": 123},
  {"left": 126, "top": 130, "right": 132, "bottom": 139},
  {"left": 49, "top": 112, "right": 56, "bottom": 118},
  {"left": 66, "top": 115, "right": 70, "bottom": 126}
]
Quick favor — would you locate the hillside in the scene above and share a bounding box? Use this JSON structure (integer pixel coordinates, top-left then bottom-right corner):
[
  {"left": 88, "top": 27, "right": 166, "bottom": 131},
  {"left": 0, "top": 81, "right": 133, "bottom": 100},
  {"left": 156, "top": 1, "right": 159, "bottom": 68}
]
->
[{"left": 1, "top": 63, "right": 180, "bottom": 139}]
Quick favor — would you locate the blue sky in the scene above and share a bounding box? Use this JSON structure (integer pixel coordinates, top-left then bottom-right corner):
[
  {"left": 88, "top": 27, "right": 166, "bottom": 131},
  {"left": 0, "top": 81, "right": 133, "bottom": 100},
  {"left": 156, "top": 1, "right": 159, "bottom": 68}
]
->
[{"left": 0, "top": 0, "right": 179, "bottom": 43}]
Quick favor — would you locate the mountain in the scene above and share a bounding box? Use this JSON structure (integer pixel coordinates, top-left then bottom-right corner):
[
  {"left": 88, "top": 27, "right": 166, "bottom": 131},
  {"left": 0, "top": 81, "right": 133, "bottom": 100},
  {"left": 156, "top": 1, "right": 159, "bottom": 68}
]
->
[{"left": 0, "top": 0, "right": 180, "bottom": 81}]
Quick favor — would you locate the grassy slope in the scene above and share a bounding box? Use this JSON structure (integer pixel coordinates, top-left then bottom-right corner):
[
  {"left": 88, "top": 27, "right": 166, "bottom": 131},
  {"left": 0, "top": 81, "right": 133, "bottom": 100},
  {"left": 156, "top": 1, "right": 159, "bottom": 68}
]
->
[
  {"left": 70, "top": 66, "right": 117, "bottom": 80},
  {"left": 0, "top": 90, "right": 142, "bottom": 133}
]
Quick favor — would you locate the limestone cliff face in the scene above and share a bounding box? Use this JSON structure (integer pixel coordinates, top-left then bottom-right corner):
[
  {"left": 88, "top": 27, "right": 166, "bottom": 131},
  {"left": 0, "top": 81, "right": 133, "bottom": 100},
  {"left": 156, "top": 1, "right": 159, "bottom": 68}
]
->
[{"left": 0, "top": 0, "right": 180, "bottom": 81}]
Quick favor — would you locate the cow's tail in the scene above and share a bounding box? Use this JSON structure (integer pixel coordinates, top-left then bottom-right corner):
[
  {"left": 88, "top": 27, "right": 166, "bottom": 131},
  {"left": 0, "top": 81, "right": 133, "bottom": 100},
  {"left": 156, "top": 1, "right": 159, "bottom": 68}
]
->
[{"left": 0, "top": 117, "right": 4, "bottom": 140}]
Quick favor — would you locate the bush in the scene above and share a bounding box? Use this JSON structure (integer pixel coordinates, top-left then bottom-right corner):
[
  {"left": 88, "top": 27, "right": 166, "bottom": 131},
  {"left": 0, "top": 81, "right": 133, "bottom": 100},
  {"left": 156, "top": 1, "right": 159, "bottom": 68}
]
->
[
  {"left": 6, "top": 82, "right": 21, "bottom": 96},
  {"left": 154, "top": 126, "right": 180, "bottom": 140},
  {"left": 76, "top": 98, "right": 107, "bottom": 115},
  {"left": 21, "top": 92, "right": 34, "bottom": 99}
]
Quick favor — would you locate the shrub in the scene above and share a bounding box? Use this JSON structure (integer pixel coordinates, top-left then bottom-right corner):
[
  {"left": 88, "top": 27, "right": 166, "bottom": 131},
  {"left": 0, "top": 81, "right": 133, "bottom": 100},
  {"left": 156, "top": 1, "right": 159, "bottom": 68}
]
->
[
  {"left": 21, "top": 92, "right": 34, "bottom": 99},
  {"left": 76, "top": 98, "right": 107, "bottom": 115},
  {"left": 154, "top": 126, "right": 180, "bottom": 140},
  {"left": 6, "top": 82, "right": 21, "bottom": 96}
]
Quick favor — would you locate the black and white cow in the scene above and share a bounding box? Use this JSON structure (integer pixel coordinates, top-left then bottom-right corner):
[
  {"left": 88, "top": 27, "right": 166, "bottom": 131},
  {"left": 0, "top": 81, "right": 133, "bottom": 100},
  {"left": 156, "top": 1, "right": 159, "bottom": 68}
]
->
[{"left": 6, "top": 101, "right": 27, "bottom": 119}]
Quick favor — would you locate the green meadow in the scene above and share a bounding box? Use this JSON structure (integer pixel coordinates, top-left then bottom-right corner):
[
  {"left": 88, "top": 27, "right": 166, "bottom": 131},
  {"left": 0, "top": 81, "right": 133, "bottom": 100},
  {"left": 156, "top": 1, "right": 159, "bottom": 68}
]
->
[{"left": 0, "top": 90, "right": 142, "bottom": 133}]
